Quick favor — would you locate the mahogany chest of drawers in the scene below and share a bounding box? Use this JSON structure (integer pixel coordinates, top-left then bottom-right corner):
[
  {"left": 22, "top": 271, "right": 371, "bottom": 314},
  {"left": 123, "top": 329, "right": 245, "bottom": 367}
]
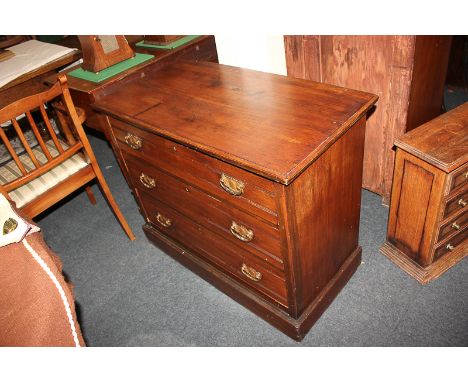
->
[
  {"left": 93, "top": 62, "right": 377, "bottom": 340},
  {"left": 381, "top": 102, "right": 468, "bottom": 284}
]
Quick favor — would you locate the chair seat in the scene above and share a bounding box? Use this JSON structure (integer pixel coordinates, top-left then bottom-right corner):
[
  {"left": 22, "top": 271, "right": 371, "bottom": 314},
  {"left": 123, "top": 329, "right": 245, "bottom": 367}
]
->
[{"left": 0, "top": 139, "right": 89, "bottom": 208}]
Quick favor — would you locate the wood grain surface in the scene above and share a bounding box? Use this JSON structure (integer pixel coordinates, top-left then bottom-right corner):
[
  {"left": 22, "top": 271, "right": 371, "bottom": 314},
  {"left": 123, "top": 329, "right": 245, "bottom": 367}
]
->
[
  {"left": 98, "top": 62, "right": 377, "bottom": 339},
  {"left": 395, "top": 102, "right": 468, "bottom": 173},
  {"left": 382, "top": 103, "right": 467, "bottom": 282},
  {"left": 284, "top": 35, "right": 452, "bottom": 202},
  {"left": 94, "top": 61, "right": 377, "bottom": 185}
]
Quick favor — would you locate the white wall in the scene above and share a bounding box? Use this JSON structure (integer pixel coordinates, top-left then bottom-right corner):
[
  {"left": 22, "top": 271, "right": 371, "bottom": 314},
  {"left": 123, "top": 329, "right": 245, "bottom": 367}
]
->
[{"left": 214, "top": 35, "right": 287, "bottom": 76}]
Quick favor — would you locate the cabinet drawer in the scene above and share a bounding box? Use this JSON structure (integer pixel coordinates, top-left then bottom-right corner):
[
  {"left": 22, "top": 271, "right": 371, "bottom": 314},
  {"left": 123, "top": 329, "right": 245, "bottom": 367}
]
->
[
  {"left": 109, "top": 117, "right": 280, "bottom": 225},
  {"left": 137, "top": 191, "right": 288, "bottom": 308},
  {"left": 433, "top": 226, "right": 468, "bottom": 261},
  {"left": 437, "top": 211, "right": 468, "bottom": 243},
  {"left": 448, "top": 163, "right": 468, "bottom": 194},
  {"left": 442, "top": 187, "right": 468, "bottom": 219},
  {"left": 124, "top": 153, "right": 284, "bottom": 270}
]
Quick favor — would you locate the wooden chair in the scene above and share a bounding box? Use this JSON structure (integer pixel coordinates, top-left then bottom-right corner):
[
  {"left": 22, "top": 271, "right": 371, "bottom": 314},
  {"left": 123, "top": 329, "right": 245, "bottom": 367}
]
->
[{"left": 0, "top": 74, "right": 135, "bottom": 240}]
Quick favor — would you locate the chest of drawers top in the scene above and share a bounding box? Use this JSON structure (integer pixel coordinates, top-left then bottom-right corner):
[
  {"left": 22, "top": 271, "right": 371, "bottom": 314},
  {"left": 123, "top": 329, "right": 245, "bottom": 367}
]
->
[
  {"left": 93, "top": 61, "right": 377, "bottom": 184},
  {"left": 395, "top": 102, "right": 468, "bottom": 173}
]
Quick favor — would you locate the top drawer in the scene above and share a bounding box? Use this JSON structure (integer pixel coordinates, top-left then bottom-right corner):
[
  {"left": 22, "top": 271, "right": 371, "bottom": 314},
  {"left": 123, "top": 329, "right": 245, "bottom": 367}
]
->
[
  {"left": 109, "top": 117, "right": 280, "bottom": 225},
  {"left": 447, "top": 162, "right": 468, "bottom": 195}
]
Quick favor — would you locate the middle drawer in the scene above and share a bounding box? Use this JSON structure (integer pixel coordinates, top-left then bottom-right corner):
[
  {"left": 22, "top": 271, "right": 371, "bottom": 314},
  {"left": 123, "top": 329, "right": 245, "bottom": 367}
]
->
[
  {"left": 436, "top": 209, "right": 468, "bottom": 243},
  {"left": 125, "top": 153, "right": 285, "bottom": 270},
  {"left": 442, "top": 187, "right": 468, "bottom": 219}
]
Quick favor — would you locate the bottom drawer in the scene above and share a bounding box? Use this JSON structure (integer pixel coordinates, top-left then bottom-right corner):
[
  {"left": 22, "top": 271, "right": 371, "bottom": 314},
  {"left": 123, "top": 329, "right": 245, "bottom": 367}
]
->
[
  {"left": 137, "top": 190, "right": 289, "bottom": 308},
  {"left": 437, "top": 212, "right": 468, "bottom": 243},
  {"left": 433, "top": 226, "right": 468, "bottom": 261}
]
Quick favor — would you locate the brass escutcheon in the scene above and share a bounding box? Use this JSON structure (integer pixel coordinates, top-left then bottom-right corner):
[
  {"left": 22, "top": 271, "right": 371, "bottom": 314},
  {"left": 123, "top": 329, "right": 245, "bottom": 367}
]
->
[
  {"left": 3, "top": 218, "right": 18, "bottom": 235},
  {"left": 140, "top": 173, "right": 156, "bottom": 189},
  {"left": 124, "top": 133, "right": 143, "bottom": 150},
  {"left": 230, "top": 221, "right": 254, "bottom": 242},
  {"left": 220, "top": 173, "right": 245, "bottom": 196},
  {"left": 241, "top": 263, "right": 262, "bottom": 282},
  {"left": 156, "top": 213, "right": 172, "bottom": 228}
]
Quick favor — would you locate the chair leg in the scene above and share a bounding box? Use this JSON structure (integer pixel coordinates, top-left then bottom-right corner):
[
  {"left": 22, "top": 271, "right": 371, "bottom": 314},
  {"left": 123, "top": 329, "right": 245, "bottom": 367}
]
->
[
  {"left": 94, "top": 173, "right": 136, "bottom": 241},
  {"left": 85, "top": 186, "right": 97, "bottom": 205}
]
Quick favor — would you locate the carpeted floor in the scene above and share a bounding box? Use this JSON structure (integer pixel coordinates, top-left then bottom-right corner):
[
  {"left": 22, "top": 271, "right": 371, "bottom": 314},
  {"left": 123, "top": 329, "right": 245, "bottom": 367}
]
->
[{"left": 36, "top": 90, "right": 468, "bottom": 347}]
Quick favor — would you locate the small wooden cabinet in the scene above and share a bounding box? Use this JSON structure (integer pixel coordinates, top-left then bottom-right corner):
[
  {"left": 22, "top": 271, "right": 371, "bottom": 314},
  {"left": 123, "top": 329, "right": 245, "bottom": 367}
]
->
[
  {"left": 94, "top": 62, "right": 377, "bottom": 340},
  {"left": 381, "top": 102, "right": 468, "bottom": 284}
]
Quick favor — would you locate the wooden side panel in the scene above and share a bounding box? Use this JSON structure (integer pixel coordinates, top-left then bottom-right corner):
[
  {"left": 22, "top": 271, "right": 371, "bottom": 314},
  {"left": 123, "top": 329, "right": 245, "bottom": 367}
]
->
[
  {"left": 406, "top": 36, "right": 452, "bottom": 132},
  {"left": 387, "top": 149, "right": 447, "bottom": 266},
  {"left": 393, "top": 161, "right": 434, "bottom": 258},
  {"left": 285, "top": 117, "right": 366, "bottom": 315}
]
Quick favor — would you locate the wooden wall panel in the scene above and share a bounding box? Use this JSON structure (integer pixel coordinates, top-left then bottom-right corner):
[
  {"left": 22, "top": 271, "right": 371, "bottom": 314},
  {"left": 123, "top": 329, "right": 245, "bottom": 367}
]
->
[
  {"left": 284, "top": 35, "right": 305, "bottom": 79},
  {"left": 406, "top": 36, "right": 452, "bottom": 132},
  {"left": 284, "top": 35, "right": 321, "bottom": 81},
  {"left": 381, "top": 36, "right": 416, "bottom": 202},
  {"left": 284, "top": 35, "right": 451, "bottom": 203},
  {"left": 321, "top": 35, "right": 414, "bottom": 198}
]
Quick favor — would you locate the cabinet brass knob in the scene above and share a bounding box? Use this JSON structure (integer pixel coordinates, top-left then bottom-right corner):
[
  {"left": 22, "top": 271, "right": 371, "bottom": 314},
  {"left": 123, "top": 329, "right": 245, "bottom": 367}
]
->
[
  {"left": 458, "top": 198, "right": 467, "bottom": 207},
  {"left": 220, "top": 173, "right": 245, "bottom": 196},
  {"left": 230, "top": 221, "right": 254, "bottom": 242},
  {"left": 451, "top": 222, "right": 460, "bottom": 230},
  {"left": 124, "top": 133, "right": 143, "bottom": 150},
  {"left": 241, "top": 263, "right": 262, "bottom": 282},
  {"left": 140, "top": 173, "right": 156, "bottom": 189},
  {"left": 464, "top": 172, "right": 468, "bottom": 179},
  {"left": 446, "top": 243, "right": 455, "bottom": 251},
  {"left": 156, "top": 212, "right": 172, "bottom": 228}
]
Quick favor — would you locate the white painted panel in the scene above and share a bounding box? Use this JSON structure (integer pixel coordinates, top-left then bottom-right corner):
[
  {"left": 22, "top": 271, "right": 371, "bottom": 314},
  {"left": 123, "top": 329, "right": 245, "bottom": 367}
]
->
[{"left": 214, "top": 35, "right": 287, "bottom": 76}]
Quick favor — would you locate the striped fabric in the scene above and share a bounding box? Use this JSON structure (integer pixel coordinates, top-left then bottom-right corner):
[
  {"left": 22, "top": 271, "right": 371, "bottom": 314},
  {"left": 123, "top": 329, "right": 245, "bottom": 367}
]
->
[{"left": 0, "top": 139, "right": 89, "bottom": 208}]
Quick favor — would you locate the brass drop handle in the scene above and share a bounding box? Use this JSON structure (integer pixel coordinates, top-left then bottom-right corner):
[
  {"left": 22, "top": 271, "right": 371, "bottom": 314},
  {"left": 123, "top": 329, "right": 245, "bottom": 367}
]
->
[
  {"left": 156, "top": 212, "right": 172, "bottom": 228},
  {"left": 220, "top": 173, "right": 245, "bottom": 196},
  {"left": 458, "top": 198, "right": 467, "bottom": 207},
  {"left": 451, "top": 222, "right": 460, "bottom": 230},
  {"left": 446, "top": 243, "right": 455, "bottom": 251},
  {"left": 124, "top": 133, "right": 143, "bottom": 150},
  {"left": 230, "top": 221, "right": 254, "bottom": 242},
  {"left": 140, "top": 173, "right": 156, "bottom": 189},
  {"left": 241, "top": 263, "right": 262, "bottom": 282}
]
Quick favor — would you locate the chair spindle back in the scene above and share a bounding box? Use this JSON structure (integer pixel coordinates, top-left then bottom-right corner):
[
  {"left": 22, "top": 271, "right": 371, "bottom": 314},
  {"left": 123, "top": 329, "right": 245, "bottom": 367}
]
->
[{"left": 0, "top": 77, "right": 85, "bottom": 193}]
